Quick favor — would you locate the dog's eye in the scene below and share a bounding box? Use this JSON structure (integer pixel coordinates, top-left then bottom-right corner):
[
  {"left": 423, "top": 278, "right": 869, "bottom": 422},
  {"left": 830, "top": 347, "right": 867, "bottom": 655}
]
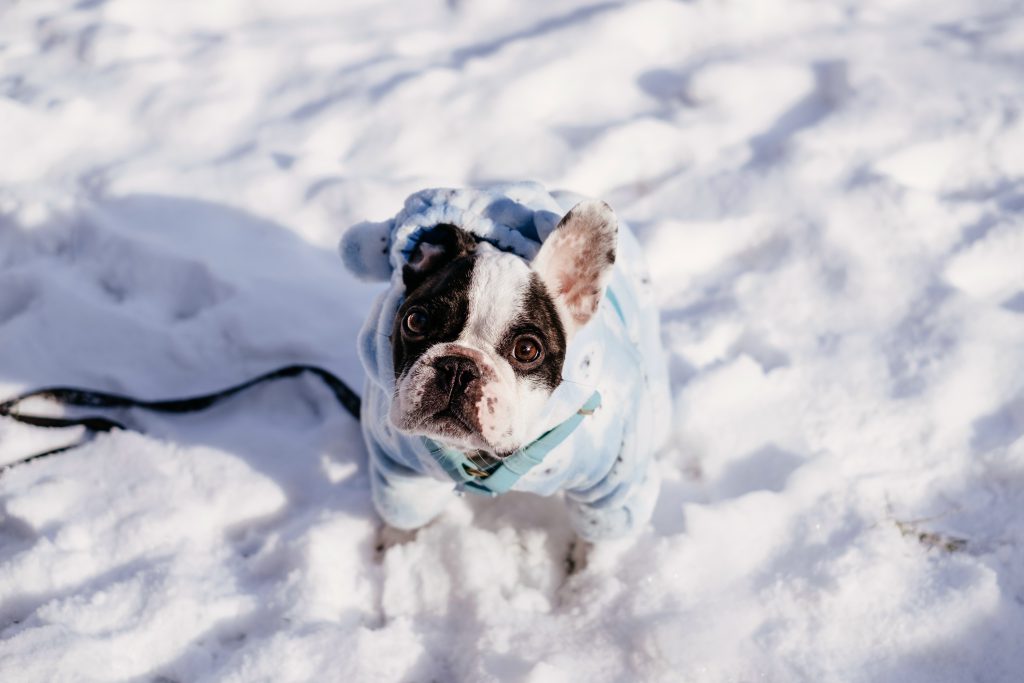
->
[
  {"left": 403, "top": 308, "right": 429, "bottom": 337},
  {"left": 511, "top": 335, "right": 543, "bottom": 366}
]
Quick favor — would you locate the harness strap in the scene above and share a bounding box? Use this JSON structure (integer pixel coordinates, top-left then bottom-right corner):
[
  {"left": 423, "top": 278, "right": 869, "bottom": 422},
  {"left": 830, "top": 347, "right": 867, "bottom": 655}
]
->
[
  {"left": 0, "top": 364, "right": 361, "bottom": 475},
  {"left": 422, "top": 390, "right": 602, "bottom": 496},
  {"left": 604, "top": 287, "right": 626, "bottom": 325}
]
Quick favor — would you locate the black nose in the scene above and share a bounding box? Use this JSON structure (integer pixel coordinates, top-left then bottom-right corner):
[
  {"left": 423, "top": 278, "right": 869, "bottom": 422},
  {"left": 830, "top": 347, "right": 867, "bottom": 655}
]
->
[{"left": 435, "top": 355, "right": 480, "bottom": 395}]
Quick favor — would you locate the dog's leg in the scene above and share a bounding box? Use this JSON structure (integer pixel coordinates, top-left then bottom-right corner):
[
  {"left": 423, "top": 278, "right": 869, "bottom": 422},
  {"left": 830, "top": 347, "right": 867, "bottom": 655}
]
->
[{"left": 566, "top": 460, "right": 661, "bottom": 542}]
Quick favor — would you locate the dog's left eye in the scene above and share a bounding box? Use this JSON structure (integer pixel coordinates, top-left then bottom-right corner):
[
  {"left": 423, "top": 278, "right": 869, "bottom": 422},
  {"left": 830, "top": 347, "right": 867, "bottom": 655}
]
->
[{"left": 511, "top": 335, "right": 543, "bottom": 366}]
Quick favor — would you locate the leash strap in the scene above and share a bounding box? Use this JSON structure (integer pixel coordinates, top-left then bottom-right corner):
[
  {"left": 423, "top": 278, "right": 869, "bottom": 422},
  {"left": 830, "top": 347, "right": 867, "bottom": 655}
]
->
[
  {"left": 0, "top": 364, "right": 361, "bottom": 475},
  {"left": 422, "top": 390, "right": 602, "bottom": 496}
]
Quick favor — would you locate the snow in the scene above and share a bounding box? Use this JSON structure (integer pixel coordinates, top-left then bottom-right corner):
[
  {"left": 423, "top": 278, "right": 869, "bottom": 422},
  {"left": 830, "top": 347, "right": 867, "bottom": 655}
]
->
[{"left": 1, "top": 0, "right": 1023, "bottom": 680}]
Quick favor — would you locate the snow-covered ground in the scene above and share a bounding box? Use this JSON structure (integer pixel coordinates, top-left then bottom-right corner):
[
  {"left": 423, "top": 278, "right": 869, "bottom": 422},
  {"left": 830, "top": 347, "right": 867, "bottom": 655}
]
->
[{"left": 2, "top": 0, "right": 1024, "bottom": 680}]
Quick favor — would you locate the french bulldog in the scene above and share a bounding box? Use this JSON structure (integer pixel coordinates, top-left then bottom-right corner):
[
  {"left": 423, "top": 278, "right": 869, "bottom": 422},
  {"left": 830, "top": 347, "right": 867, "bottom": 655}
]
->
[{"left": 342, "top": 184, "right": 669, "bottom": 540}]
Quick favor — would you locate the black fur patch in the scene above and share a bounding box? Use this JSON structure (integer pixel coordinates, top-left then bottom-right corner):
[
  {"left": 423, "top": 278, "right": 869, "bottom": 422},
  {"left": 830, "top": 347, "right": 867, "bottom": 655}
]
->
[
  {"left": 392, "top": 254, "right": 475, "bottom": 380},
  {"left": 496, "top": 273, "right": 567, "bottom": 391}
]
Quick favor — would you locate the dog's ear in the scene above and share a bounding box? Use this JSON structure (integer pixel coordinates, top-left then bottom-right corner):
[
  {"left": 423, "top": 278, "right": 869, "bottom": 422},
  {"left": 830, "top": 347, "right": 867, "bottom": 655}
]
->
[
  {"left": 402, "top": 223, "right": 477, "bottom": 291},
  {"left": 533, "top": 200, "right": 618, "bottom": 334}
]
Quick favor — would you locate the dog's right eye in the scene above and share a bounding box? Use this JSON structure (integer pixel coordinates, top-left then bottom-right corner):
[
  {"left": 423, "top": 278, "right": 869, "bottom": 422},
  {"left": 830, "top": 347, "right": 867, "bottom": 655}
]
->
[
  {"left": 403, "top": 308, "right": 430, "bottom": 337},
  {"left": 511, "top": 334, "right": 544, "bottom": 367}
]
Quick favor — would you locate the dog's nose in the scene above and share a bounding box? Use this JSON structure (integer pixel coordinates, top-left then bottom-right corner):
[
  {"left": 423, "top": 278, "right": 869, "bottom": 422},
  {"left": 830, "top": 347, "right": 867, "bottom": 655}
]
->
[{"left": 435, "top": 355, "right": 480, "bottom": 394}]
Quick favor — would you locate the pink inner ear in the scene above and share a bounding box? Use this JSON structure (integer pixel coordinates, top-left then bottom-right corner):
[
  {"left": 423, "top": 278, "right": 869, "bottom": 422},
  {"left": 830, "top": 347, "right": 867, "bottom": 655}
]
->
[
  {"left": 551, "top": 245, "right": 607, "bottom": 325},
  {"left": 535, "top": 201, "right": 618, "bottom": 330}
]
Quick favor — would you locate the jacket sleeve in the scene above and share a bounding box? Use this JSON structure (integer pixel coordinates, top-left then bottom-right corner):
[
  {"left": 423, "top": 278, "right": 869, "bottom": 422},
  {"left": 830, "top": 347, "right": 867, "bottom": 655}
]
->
[{"left": 367, "top": 434, "right": 457, "bottom": 531}]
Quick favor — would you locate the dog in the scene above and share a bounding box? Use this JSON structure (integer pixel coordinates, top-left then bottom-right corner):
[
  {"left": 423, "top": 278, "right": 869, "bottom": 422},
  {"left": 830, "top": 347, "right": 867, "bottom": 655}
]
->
[{"left": 341, "top": 183, "right": 669, "bottom": 540}]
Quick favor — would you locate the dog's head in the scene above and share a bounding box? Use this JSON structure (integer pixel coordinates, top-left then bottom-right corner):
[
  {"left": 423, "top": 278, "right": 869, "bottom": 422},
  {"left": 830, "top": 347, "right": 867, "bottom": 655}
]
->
[{"left": 389, "top": 200, "right": 618, "bottom": 455}]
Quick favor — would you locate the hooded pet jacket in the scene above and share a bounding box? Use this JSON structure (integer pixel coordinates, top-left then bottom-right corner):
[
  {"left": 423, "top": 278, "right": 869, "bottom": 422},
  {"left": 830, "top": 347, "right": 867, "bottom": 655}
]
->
[{"left": 341, "top": 183, "right": 670, "bottom": 540}]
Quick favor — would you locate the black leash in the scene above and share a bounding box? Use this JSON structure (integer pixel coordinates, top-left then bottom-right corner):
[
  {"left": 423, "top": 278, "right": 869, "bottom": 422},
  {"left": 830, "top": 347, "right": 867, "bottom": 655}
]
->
[{"left": 0, "top": 364, "right": 361, "bottom": 475}]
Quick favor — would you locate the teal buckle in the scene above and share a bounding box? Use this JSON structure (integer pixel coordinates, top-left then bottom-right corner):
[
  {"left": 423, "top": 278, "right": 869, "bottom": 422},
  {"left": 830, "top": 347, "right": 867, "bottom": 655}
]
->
[{"left": 422, "top": 390, "right": 602, "bottom": 496}]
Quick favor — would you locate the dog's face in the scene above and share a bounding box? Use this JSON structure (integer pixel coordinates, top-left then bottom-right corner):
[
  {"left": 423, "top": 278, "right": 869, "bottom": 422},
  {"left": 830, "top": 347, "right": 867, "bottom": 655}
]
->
[{"left": 389, "top": 201, "right": 618, "bottom": 455}]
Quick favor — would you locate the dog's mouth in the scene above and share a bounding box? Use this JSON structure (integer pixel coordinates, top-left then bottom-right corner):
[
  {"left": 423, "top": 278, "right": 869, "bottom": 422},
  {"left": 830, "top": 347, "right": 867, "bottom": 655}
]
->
[
  {"left": 408, "top": 399, "right": 503, "bottom": 455},
  {"left": 422, "top": 407, "right": 514, "bottom": 465},
  {"left": 429, "top": 405, "right": 476, "bottom": 435}
]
